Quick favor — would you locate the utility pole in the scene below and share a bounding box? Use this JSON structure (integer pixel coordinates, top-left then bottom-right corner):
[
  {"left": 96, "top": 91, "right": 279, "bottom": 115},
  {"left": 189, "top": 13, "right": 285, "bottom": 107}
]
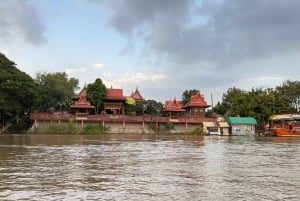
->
[{"left": 211, "top": 93, "right": 214, "bottom": 111}]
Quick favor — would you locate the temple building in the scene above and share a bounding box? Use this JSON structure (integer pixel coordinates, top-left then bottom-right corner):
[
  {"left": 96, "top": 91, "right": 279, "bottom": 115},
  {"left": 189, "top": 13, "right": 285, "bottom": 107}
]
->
[
  {"left": 71, "top": 84, "right": 95, "bottom": 115},
  {"left": 72, "top": 85, "right": 145, "bottom": 115},
  {"left": 70, "top": 95, "right": 95, "bottom": 115},
  {"left": 130, "top": 87, "right": 145, "bottom": 102},
  {"left": 183, "top": 91, "right": 210, "bottom": 118},
  {"left": 164, "top": 98, "right": 185, "bottom": 118},
  {"left": 103, "top": 87, "right": 126, "bottom": 115}
]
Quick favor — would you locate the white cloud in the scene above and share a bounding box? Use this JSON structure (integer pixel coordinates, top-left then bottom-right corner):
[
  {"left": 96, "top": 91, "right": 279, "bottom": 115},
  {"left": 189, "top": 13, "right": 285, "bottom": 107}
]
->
[
  {"left": 65, "top": 67, "right": 89, "bottom": 76},
  {"left": 118, "top": 72, "right": 166, "bottom": 83},
  {"left": 102, "top": 79, "right": 120, "bottom": 89},
  {"left": 92, "top": 63, "right": 105, "bottom": 69},
  {"left": 252, "top": 74, "right": 285, "bottom": 82}
]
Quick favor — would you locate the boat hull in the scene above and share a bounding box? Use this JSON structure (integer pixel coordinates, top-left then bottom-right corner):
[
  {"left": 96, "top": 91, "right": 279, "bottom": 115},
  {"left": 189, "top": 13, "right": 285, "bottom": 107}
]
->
[{"left": 273, "top": 128, "right": 300, "bottom": 137}]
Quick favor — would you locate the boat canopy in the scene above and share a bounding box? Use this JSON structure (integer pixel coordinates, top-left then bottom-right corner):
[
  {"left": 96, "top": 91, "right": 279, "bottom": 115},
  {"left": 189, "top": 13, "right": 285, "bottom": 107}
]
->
[{"left": 270, "top": 114, "right": 297, "bottom": 121}]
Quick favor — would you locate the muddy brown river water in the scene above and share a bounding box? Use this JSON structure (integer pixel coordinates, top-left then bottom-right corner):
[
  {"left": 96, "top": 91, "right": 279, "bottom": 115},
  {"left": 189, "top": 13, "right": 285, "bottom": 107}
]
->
[{"left": 0, "top": 134, "right": 299, "bottom": 200}]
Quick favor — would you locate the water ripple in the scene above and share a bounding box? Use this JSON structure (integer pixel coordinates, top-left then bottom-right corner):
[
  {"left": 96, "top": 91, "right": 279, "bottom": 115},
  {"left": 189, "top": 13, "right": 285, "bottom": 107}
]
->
[{"left": 0, "top": 135, "right": 300, "bottom": 200}]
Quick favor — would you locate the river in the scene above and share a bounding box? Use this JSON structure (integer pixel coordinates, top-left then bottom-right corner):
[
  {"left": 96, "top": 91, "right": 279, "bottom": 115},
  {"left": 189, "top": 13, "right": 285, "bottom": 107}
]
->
[{"left": 0, "top": 134, "right": 299, "bottom": 201}]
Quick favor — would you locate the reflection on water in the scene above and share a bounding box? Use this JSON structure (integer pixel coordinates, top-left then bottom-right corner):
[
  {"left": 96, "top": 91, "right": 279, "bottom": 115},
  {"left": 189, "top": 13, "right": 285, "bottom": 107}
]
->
[{"left": 0, "top": 134, "right": 300, "bottom": 201}]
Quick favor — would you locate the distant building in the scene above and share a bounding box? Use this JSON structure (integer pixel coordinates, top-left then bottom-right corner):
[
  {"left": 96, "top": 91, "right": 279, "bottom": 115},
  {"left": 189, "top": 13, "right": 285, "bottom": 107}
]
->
[
  {"left": 183, "top": 91, "right": 210, "bottom": 118},
  {"left": 217, "top": 121, "right": 230, "bottom": 135},
  {"left": 226, "top": 117, "right": 257, "bottom": 135},
  {"left": 72, "top": 85, "right": 145, "bottom": 115},
  {"left": 71, "top": 85, "right": 95, "bottom": 115},
  {"left": 103, "top": 87, "right": 126, "bottom": 115},
  {"left": 164, "top": 98, "right": 185, "bottom": 118}
]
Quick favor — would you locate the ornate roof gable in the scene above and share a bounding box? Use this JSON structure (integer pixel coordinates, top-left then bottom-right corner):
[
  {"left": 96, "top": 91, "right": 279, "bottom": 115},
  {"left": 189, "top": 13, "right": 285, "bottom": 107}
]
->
[
  {"left": 71, "top": 95, "right": 95, "bottom": 109},
  {"left": 184, "top": 91, "right": 210, "bottom": 108},
  {"left": 130, "top": 87, "right": 145, "bottom": 101},
  {"left": 164, "top": 98, "right": 185, "bottom": 112}
]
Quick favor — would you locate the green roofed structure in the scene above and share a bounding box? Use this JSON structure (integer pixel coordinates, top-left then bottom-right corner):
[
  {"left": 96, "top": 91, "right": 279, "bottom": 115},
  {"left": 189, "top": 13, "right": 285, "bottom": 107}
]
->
[
  {"left": 226, "top": 117, "right": 257, "bottom": 125},
  {"left": 226, "top": 117, "right": 257, "bottom": 135}
]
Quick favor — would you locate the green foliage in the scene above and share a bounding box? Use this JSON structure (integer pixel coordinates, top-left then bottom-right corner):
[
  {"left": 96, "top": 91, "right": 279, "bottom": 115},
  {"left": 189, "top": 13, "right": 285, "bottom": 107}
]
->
[
  {"left": 135, "top": 101, "right": 145, "bottom": 115},
  {"left": 45, "top": 121, "right": 81, "bottom": 135},
  {"left": 276, "top": 80, "right": 300, "bottom": 113},
  {"left": 35, "top": 71, "right": 79, "bottom": 112},
  {"left": 223, "top": 87, "right": 247, "bottom": 116},
  {"left": 87, "top": 78, "right": 107, "bottom": 114},
  {"left": 147, "top": 122, "right": 157, "bottom": 132},
  {"left": 184, "top": 128, "right": 203, "bottom": 135},
  {"left": 124, "top": 97, "right": 136, "bottom": 114},
  {"left": 164, "top": 122, "right": 175, "bottom": 130},
  {"left": 181, "top": 89, "right": 199, "bottom": 105},
  {"left": 147, "top": 122, "right": 174, "bottom": 134},
  {"left": 82, "top": 124, "right": 110, "bottom": 135},
  {"left": 0, "top": 53, "right": 39, "bottom": 128},
  {"left": 125, "top": 97, "right": 136, "bottom": 105},
  {"left": 143, "top": 99, "right": 164, "bottom": 116},
  {"left": 213, "top": 84, "right": 298, "bottom": 130}
]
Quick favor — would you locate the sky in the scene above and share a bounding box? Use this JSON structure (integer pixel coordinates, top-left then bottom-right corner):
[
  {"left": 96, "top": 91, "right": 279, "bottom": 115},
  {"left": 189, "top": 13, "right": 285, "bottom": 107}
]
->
[{"left": 1, "top": 0, "right": 300, "bottom": 105}]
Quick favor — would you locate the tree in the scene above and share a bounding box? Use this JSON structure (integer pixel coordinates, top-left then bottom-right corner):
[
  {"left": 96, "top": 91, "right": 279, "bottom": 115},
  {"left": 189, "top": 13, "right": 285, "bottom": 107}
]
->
[
  {"left": 0, "top": 53, "right": 39, "bottom": 132},
  {"left": 267, "top": 88, "right": 294, "bottom": 114},
  {"left": 124, "top": 97, "right": 136, "bottom": 115},
  {"left": 86, "top": 78, "right": 107, "bottom": 114},
  {"left": 213, "top": 86, "right": 293, "bottom": 130},
  {"left": 135, "top": 101, "right": 145, "bottom": 115},
  {"left": 276, "top": 80, "right": 300, "bottom": 113},
  {"left": 243, "top": 88, "right": 275, "bottom": 129},
  {"left": 214, "top": 87, "right": 246, "bottom": 116},
  {"left": 181, "top": 89, "right": 199, "bottom": 105},
  {"left": 143, "top": 100, "right": 164, "bottom": 116},
  {"left": 35, "top": 71, "right": 79, "bottom": 112},
  {"left": 213, "top": 101, "right": 227, "bottom": 116}
]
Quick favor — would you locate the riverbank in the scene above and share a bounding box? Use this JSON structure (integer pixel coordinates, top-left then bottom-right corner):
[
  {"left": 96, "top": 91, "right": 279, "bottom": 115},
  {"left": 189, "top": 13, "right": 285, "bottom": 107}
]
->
[{"left": 29, "top": 120, "right": 203, "bottom": 135}]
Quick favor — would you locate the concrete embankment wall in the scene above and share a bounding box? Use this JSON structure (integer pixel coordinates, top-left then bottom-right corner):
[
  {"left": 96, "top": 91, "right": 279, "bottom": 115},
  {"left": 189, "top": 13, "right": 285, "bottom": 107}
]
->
[{"left": 32, "top": 120, "right": 202, "bottom": 134}]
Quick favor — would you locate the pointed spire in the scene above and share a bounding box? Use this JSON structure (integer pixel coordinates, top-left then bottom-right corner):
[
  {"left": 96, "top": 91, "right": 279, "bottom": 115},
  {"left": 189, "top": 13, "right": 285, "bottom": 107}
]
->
[{"left": 130, "top": 86, "right": 145, "bottom": 101}]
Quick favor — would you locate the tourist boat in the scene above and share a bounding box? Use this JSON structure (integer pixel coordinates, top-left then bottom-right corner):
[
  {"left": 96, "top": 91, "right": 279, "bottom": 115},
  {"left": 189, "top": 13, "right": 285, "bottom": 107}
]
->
[{"left": 270, "top": 114, "right": 300, "bottom": 137}]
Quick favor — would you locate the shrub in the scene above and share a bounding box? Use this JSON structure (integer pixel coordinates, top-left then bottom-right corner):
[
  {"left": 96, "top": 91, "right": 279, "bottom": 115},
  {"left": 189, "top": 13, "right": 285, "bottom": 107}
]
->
[
  {"left": 81, "top": 124, "right": 110, "bottom": 135},
  {"left": 185, "top": 127, "right": 203, "bottom": 135},
  {"left": 164, "top": 122, "right": 175, "bottom": 131},
  {"left": 147, "top": 122, "right": 175, "bottom": 134},
  {"left": 46, "top": 121, "right": 80, "bottom": 134},
  {"left": 147, "top": 122, "right": 158, "bottom": 132}
]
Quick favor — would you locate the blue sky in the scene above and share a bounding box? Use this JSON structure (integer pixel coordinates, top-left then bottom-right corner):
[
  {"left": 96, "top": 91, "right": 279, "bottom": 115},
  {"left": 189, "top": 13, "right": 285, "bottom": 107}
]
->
[{"left": 1, "top": 0, "right": 300, "bottom": 104}]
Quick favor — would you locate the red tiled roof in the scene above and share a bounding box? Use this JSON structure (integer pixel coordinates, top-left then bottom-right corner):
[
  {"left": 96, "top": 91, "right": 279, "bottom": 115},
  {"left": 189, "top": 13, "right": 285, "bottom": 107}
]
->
[
  {"left": 105, "top": 88, "right": 125, "bottom": 100},
  {"left": 73, "top": 85, "right": 126, "bottom": 101},
  {"left": 130, "top": 87, "right": 145, "bottom": 101},
  {"left": 71, "top": 96, "right": 95, "bottom": 109},
  {"left": 183, "top": 91, "right": 210, "bottom": 108},
  {"left": 164, "top": 99, "right": 185, "bottom": 112}
]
